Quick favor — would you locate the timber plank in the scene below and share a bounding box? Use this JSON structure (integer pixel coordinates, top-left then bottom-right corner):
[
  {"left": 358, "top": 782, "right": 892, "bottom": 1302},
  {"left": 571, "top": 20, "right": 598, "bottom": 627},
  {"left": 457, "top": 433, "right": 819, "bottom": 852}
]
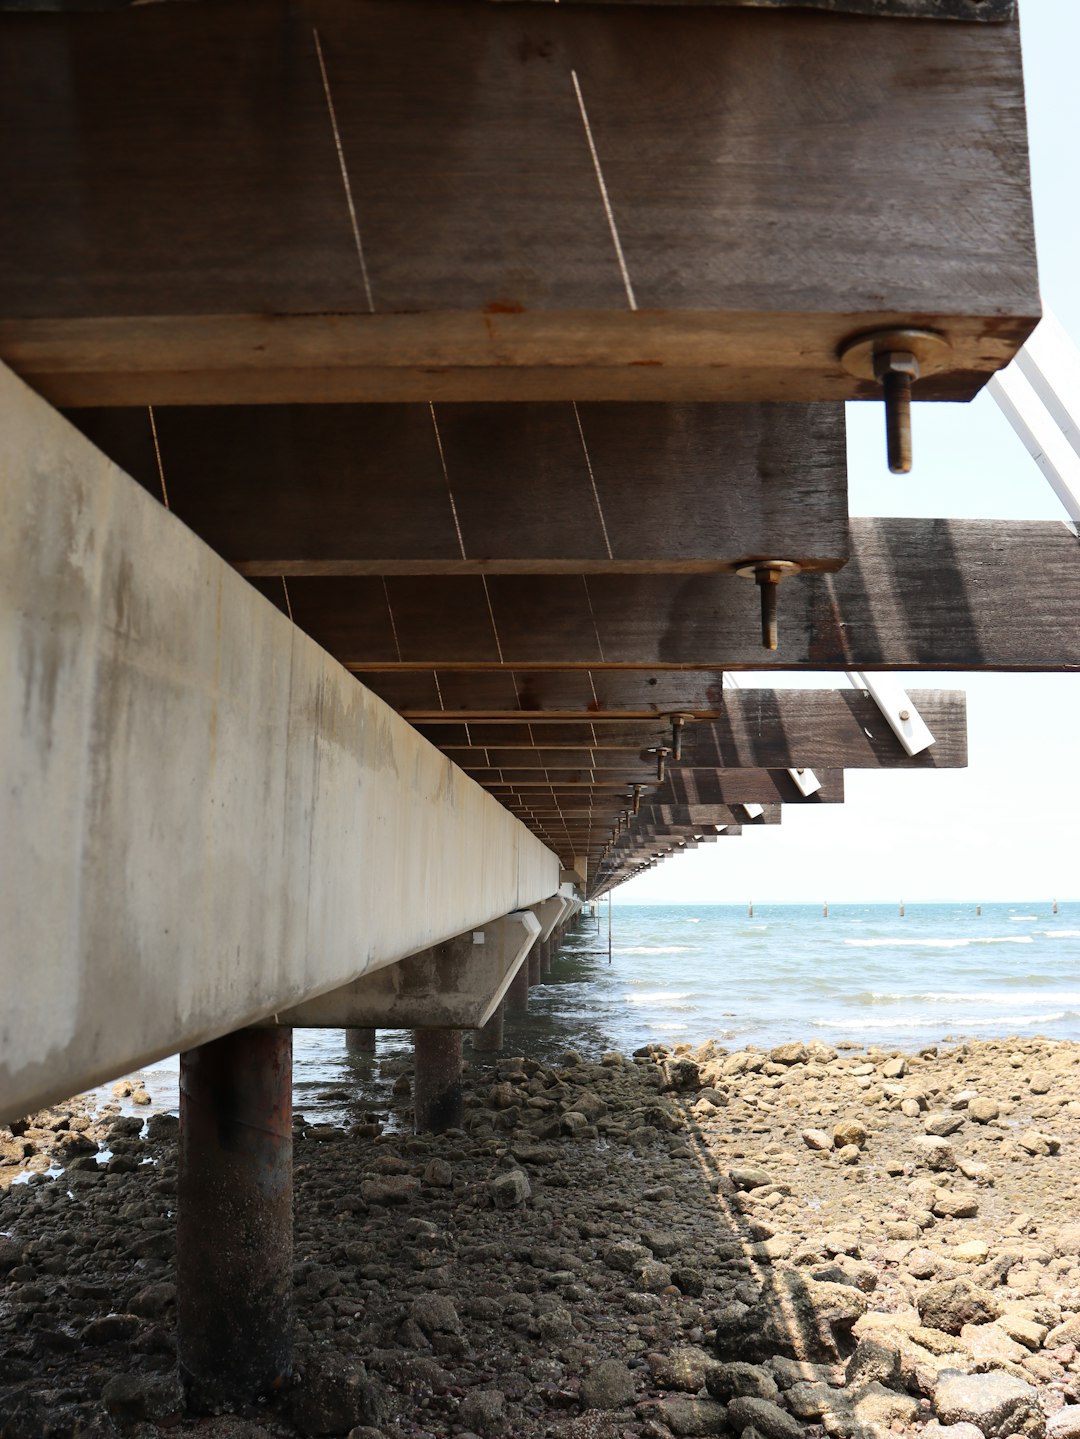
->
[
  {"left": 0, "top": 2, "right": 1037, "bottom": 406},
  {"left": 276, "top": 522, "right": 1080, "bottom": 672},
  {"left": 422, "top": 691, "right": 967, "bottom": 768},
  {"left": 66, "top": 401, "right": 847, "bottom": 572}
]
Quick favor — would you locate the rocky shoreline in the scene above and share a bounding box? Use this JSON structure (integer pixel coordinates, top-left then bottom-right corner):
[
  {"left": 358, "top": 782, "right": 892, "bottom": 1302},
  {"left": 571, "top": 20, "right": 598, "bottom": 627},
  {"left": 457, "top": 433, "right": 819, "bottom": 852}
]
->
[{"left": 3, "top": 1035, "right": 1080, "bottom": 1439}]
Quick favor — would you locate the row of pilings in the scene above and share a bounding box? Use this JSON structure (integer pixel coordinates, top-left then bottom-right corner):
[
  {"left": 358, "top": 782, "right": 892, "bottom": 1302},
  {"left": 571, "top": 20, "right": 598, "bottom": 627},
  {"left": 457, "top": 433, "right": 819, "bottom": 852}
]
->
[{"left": 174, "top": 908, "right": 588, "bottom": 1412}]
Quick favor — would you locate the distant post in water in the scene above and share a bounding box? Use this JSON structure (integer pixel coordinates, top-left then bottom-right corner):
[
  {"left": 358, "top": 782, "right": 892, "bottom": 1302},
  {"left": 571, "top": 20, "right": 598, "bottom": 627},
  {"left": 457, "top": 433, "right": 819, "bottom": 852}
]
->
[{"left": 345, "top": 1027, "right": 376, "bottom": 1054}]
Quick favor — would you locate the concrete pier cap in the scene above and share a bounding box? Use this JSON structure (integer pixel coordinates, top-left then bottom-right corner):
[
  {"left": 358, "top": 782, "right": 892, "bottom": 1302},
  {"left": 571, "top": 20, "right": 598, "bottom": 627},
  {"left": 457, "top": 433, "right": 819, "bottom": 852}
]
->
[{"left": 278, "top": 909, "right": 541, "bottom": 1031}]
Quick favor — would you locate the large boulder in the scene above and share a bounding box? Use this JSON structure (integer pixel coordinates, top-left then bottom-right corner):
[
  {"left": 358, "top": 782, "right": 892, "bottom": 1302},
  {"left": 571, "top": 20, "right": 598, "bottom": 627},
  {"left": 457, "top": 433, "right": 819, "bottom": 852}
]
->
[
  {"left": 933, "top": 1370, "right": 1043, "bottom": 1438},
  {"left": 715, "top": 1273, "right": 866, "bottom": 1363},
  {"left": 918, "top": 1279, "right": 1001, "bottom": 1335}
]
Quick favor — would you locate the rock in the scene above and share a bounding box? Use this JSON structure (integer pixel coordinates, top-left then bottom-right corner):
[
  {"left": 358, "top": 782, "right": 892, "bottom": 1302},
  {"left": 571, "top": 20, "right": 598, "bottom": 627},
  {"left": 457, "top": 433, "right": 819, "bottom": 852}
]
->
[
  {"left": 934, "top": 1190, "right": 980, "bottom": 1219},
  {"left": 854, "top": 1383, "right": 920, "bottom": 1429},
  {"left": 292, "top": 1356, "right": 386, "bottom": 1437},
  {"left": 913, "top": 1135, "right": 958, "bottom": 1171},
  {"left": 606, "top": 1240, "right": 653, "bottom": 1273},
  {"left": 998, "top": 1315, "right": 1048, "bottom": 1351},
  {"left": 1048, "top": 1406, "right": 1080, "bottom": 1439},
  {"left": 726, "top": 1396, "right": 803, "bottom": 1439},
  {"left": 636, "top": 1259, "right": 673, "bottom": 1292},
  {"left": 408, "top": 1294, "right": 461, "bottom": 1336},
  {"left": 919, "top": 1279, "right": 1002, "bottom": 1335},
  {"left": 648, "top": 1346, "right": 719, "bottom": 1394},
  {"left": 801, "top": 1128, "right": 831, "bottom": 1151},
  {"left": 562, "top": 1111, "right": 590, "bottom": 1136},
  {"left": 80, "top": 1312, "right": 141, "bottom": 1344},
  {"left": 954, "top": 1241, "right": 991, "bottom": 1264},
  {"left": 729, "top": 1166, "right": 773, "bottom": 1191},
  {"left": 969, "top": 1097, "right": 1001, "bottom": 1124},
  {"left": 127, "top": 1282, "right": 177, "bottom": 1318},
  {"left": 784, "top": 1380, "right": 842, "bottom": 1421},
  {"left": 921, "top": 1425, "right": 987, "bottom": 1439},
  {"left": 718, "top": 1272, "right": 866, "bottom": 1364},
  {"left": 642, "top": 1229, "right": 680, "bottom": 1258},
  {"left": 883, "top": 1057, "right": 907, "bottom": 1078},
  {"left": 1030, "top": 1071, "right": 1053, "bottom": 1095},
  {"left": 360, "top": 1175, "right": 419, "bottom": 1205},
  {"left": 656, "top": 1398, "right": 729, "bottom": 1436},
  {"left": 926, "top": 1111, "right": 967, "bottom": 1137},
  {"left": 459, "top": 1389, "right": 506, "bottom": 1434},
  {"left": 571, "top": 1091, "right": 608, "bottom": 1121},
  {"left": 933, "top": 1369, "right": 1043, "bottom": 1438},
  {"left": 101, "top": 1371, "right": 183, "bottom": 1422},
  {"left": 1018, "top": 1130, "right": 1061, "bottom": 1157},
  {"left": 960, "top": 1322, "right": 1030, "bottom": 1368},
  {"left": 837, "top": 1144, "right": 861, "bottom": 1165},
  {"left": 770, "top": 1043, "right": 809, "bottom": 1066},
  {"left": 489, "top": 1169, "right": 530, "bottom": 1209},
  {"left": 833, "top": 1120, "right": 867, "bottom": 1150},
  {"left": 423, "top": 1158, "right": 453, "bottom": 1187},
  {"left": 581, "top": 1358, "right": 637, "bottom": 1410},
  {"left": 704, "top": 1362, "right": 779, "bottom": 1403},
  {"left": 845, "top": 1337, "right": 901, "bottom": 1388},
  {"left": 664, "top": 1058, "right": 701, "bottom": 1091}
]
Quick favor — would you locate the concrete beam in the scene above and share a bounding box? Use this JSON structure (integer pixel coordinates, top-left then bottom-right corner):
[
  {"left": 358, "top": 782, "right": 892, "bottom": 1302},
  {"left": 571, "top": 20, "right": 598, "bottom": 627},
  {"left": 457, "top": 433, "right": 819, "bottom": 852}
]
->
[
  {"left": 278, "top": 912, "right": 541, "bottom": 1031},
  {"left": 0, "top": 363, "right": 559, "bottom": 1121}
]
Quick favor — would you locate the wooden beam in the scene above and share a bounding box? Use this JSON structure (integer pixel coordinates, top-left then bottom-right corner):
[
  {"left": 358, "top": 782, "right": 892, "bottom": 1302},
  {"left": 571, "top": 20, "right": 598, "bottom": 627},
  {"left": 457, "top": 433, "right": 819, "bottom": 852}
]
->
[
  {"left": 0, "top": 2, "right": 1036, "bottom": 406},
  {"left": 428, "top": 690, "right": 968, "bottom": 768},
  {"left": 267, "top": 522, "right": 1080, "bottom": 676},
  {"left": 66, "top": 401, "right": 848, "bottom": 575}
]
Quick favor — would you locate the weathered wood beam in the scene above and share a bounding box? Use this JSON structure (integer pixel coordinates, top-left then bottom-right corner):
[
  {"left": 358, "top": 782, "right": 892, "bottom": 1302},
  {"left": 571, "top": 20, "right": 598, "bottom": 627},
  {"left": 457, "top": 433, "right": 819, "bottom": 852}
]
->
[
  {"left": 66, "top": 401, "right": 848, "bottom": 575},
  {"left": 430, "top": 690, "right": 967, "bottom": 768},
  {"left": 289, "top": 521, "right": 1080, "bottom": 678},
  {"left": 0, "top": 2, "right": 1036, "bottom": 406}
]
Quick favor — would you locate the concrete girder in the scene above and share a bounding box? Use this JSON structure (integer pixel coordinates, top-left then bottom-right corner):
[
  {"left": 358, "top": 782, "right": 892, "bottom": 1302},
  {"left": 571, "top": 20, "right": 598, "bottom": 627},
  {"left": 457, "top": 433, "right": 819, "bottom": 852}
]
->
[
  {"left": 0, "top": 363, "right": 558, "bottom": 1121},
  {"left": 277, "top": 912, "right": 541, "bottom": 1031}
]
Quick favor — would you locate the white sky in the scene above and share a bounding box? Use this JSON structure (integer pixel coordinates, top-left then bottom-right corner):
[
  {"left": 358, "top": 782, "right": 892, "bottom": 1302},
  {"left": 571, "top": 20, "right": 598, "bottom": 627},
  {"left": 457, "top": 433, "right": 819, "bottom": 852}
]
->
[{"left": 619, "top": 0, "right": 1080, "bottom": 905}]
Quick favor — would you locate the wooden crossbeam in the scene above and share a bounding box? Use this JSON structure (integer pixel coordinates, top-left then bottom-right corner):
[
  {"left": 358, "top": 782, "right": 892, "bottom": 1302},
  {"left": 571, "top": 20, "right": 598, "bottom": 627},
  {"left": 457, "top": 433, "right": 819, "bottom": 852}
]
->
[
  {"left": 430, "top": 690, "right": 967, "bottom": 768},
  {"left": 273, "top": 521, "right": 1080, "bottom": 679},
  {"left": 68, "top": 401, "right": 848, "bottom": 575},
  {"left": 0, "top": 1, "right": 1036, "bottom": 406}
]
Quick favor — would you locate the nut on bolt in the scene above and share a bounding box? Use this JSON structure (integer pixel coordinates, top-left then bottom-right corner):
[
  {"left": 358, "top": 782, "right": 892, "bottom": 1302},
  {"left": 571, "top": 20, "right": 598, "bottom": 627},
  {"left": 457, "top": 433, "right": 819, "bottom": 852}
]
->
[
  {"left": 839, "top": 328, "right": 952, "bottom": 474},
  {"left": 735, "top": 560, "right": 801, "bottom": 651},
  {"left": 667, "top": 712, "right": 694, "bottom": 762}
]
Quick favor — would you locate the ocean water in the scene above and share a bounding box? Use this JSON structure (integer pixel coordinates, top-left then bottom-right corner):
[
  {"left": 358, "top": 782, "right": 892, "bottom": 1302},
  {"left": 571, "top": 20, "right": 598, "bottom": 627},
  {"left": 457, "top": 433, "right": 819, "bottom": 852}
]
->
[{"left": 104, "top": 900, "right": 1080, "bottom": 1127}]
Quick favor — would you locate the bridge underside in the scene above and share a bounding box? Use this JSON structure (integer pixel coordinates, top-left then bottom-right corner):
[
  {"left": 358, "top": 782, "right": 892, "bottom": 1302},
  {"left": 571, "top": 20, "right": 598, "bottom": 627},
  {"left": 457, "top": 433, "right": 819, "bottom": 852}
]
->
[{"left": 0, "top": 0, "right": 1064, "bottom": 1412}]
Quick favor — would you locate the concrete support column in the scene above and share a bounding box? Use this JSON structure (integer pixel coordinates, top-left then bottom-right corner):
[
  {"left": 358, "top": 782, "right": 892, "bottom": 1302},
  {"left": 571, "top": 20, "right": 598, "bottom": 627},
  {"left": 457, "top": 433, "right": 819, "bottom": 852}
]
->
[
  {"left": 345, "top": 1027, "right": 376, "bottom": 1054},
  {"left": 177, "top": 1027, "right": 293, "bottom": 1413},
  {"left": 506, "top": 957, "right": 530, "bottom": 1012},
  {"left": 528, "top": 940, "right": 542, "bottom": 986},
  {"left": 413, "top": 1028, "right": 463, "bottom": 1133},
  {"left": 472, "top": 999, "right": 505, "bottom": 1053},
  {"left": 540, "top": 936, "right": 553, "bottom": 976}
]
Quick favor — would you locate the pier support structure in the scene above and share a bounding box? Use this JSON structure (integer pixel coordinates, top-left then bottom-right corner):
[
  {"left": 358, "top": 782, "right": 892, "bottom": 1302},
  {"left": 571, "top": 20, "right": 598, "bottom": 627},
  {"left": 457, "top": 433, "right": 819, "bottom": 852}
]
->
[
  {"left": 472, "top": 1000, "right": 505, "bottom": 1053},
  {"left": 345, "top": 1027, "right": 376, "bottom": 1054},
  {"left": 506, "top": 958, "right": 530, "bottom": 1013},
  {"left": 177, "top": 1027, "right": 293, "bottom": 1412},
  {"left": 413, "top": 1028, "right": 464, "bottom": 1133}
]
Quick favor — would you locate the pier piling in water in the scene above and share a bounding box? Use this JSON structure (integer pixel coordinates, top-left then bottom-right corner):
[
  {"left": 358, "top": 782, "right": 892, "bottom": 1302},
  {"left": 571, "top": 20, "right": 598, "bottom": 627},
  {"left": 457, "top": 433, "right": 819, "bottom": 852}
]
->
[
  {"left": 472, "top": 999, "right": 505, "bottom": 1053},
  {"left": 528, "top": 941, "right": 542, "bottom": 986},
  {"left": 413, "top": 1028, "right": 464, "bottom": 1132},
  {"left": 345, "top": 1027, "right": 376, "bottom": 1054},
  {"left": 177, "top": 1027, "right": 293, "bottom": 1413},
  {"left": 507, "top": 955, "right": 531, "bottom": 1011},
  {"left": 540, "top": 937, "right": 553, "bottom": 977}
]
